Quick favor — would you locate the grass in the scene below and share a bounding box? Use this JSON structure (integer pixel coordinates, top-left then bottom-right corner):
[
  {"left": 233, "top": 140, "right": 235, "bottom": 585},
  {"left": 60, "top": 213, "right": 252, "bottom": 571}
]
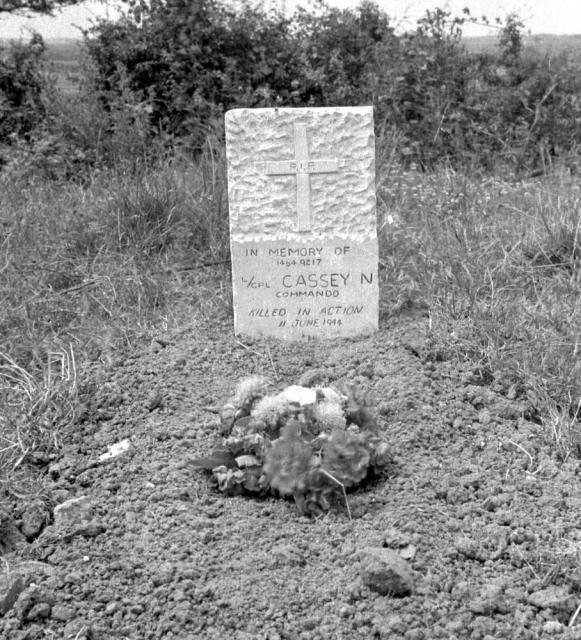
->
[
  {"left": 0, "top": 346, "right": 79, "bottom": 511},
  {"left": 0, "top": 129, "right": 580, "bottom": 514},
  {"left": 0, "top": 146, "right": 232, "bottom": 509},
  {"left": 378, "top": 163, "right": 581, "bottom": 458},
  {"left": 0, "top": 147, "right": 229, "bottom": 354}
]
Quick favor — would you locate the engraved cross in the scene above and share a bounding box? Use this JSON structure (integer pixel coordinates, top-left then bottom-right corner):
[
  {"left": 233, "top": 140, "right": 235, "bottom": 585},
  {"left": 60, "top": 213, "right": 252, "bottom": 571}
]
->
[{"left": 264, "top": 124, "right": 339, "bottom": 232}]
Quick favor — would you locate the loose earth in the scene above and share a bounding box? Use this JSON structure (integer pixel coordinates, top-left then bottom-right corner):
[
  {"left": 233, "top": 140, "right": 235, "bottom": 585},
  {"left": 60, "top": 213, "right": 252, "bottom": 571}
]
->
[{"left": 1, "top": 314, "right": 580, "bottom": 640}]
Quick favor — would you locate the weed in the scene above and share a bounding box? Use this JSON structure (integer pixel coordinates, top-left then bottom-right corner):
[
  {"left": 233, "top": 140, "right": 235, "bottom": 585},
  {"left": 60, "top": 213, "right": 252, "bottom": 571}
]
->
[{"left": 0, "top": 346, "right": 78, "bottom": 513}]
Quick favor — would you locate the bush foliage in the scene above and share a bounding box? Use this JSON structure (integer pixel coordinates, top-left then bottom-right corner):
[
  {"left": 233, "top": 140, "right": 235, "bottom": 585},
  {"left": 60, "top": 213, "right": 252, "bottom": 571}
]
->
[
  {"left": 76, "top": 0, "right": 581, "bottom": 172},
  {"left": 0, "top": 34, "right": 46, "bottom": 149},
  {"left": 2, "top": 1, "right": 581, "bottom": 173}
]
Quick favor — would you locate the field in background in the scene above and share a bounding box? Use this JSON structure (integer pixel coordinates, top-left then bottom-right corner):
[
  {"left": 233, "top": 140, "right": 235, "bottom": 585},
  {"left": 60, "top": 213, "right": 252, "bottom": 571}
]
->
[
  {"left": 42, "top": 38, "right": 84, "bottom": 94},
  {"left": 463, "top": 32, "right": 581, "bottom": 55},
  {"left": 0, "top": 37, "right": 83, "bottom": 94},
  {"left": 44, "top": 33, "right": 581, "bottom": 96}
]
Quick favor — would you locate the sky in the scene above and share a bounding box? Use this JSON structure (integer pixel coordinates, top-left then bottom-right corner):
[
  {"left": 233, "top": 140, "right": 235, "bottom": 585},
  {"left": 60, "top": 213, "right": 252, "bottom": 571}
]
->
[{"left": 0, "top": 0, "right": 580, "bottom": 40}]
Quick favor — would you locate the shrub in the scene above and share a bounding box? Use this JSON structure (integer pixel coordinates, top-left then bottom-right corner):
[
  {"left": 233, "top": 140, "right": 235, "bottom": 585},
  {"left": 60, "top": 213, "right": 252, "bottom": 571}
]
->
[
  {"left": 5, "top": 1, "right": 581, "bottom": 174},
  {"left": 84, "top": 1, "right": 308, "bottom": 149},
  {"left": 371, "top": 8, "right": 472, "bottom": 168},
  {"left": 0, "top": 34, "right": 46, "bottom": 157},
  {"left": 88, "top": 1, "right": 581, "bottom": 171},
  {"left": 84, "top": 1, "right": 399, "bottom": 150}
]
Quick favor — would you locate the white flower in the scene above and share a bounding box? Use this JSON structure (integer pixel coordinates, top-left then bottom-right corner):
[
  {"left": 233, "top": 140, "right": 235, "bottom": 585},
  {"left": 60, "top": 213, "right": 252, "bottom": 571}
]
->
[
  {"left": 278, "top": 385, "right": 317, "bottom": 406},
  {"left": 314, "top": 401, "right": 346, "bottom": 431},
  {"left": 232, "top": 375, "right": 271, "bottom": 408},
  {"left": 252, "top": 394, "right": 289, "bottom": 428},
  {"left": 315, "top": 386, "right": 344, "bottom": 407}
]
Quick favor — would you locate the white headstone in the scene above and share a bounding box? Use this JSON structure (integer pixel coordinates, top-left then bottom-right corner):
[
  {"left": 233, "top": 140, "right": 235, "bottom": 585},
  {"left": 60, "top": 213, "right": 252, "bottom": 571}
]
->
[{"left": 225, "top": 106, "right": 378, "bottom": 339}]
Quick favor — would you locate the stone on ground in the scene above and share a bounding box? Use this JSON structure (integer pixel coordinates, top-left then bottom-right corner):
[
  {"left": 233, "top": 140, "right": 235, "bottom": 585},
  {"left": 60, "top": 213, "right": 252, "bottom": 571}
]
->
[{"left": 358, "top": 547, "right": 414, "bottom": 596}]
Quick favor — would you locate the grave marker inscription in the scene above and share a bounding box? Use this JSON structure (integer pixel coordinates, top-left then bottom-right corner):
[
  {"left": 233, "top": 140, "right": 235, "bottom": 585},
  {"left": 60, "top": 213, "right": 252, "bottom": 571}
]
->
[{"left": 225, "top": 106, "right": 378, "bottom": 339}]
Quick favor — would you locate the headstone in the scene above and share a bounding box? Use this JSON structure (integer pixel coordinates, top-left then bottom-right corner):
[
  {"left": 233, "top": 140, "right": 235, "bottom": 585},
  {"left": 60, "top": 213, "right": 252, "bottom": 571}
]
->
[{"left": 225, "top": 106, "right": 378, "bottom": 339}]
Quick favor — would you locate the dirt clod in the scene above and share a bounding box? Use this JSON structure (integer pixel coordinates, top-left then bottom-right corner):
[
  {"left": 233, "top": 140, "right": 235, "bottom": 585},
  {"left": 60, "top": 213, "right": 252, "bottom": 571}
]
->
[
  {"left": 358, "top": 547, "right": 414, "bottom": 596},
  {"left": 20, "top": 503, "right": 49, "bottom": 541},
  {"left": 527, "top": 586, "right": 575, "bottom": 612}
]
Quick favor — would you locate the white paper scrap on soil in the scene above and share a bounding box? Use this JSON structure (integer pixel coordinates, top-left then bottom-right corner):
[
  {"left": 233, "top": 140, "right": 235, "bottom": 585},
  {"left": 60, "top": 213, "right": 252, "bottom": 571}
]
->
[
  {"left": 98, "top": 438, "right": 131, "bottom": 462},
  {"left": 225, "top": 106, "right": 379, "bottom": 340}
]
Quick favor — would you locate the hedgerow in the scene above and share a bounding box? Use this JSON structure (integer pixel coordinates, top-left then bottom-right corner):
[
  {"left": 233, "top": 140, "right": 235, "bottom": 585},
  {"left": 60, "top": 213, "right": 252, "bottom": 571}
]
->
[
  {"left": 0, "top": 34, "right": 46, "bottom": 162},
  {"left": 2, "top": 1, "right": 581, "bottom": 174},
  {"left": 76, "top": 0, "right": 581, "bottom": 173}
]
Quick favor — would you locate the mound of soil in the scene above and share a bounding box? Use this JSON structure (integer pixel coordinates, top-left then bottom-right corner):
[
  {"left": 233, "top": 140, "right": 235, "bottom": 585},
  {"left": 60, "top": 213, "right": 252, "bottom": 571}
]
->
[{"left": 1, "top": 314, "right": 580, "bottom": 640}]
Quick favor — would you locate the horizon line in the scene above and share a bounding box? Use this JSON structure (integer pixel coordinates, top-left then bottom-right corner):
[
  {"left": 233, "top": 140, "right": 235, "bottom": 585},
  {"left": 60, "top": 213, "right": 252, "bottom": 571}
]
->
[{"left": 3, "top": 31, "right": 581, "bottom": 42}]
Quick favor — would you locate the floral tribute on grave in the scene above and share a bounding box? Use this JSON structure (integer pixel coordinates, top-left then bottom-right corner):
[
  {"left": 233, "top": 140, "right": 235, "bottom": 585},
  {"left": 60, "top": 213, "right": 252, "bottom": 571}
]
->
[{"left": 191, "top": 376, "right": 392, "bottom": 517}]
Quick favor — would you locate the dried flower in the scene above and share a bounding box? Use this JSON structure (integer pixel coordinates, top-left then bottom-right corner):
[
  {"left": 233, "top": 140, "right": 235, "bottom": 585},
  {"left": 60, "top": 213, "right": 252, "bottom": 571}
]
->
[
  {"left": 294, "top": 488, "right": 331, "bottom": 517},
  {"left": 252, "top": 395, "right": 291, "bottom": 436},
  {"left": 368, "top": 438, "right": 392, "bottom": 471},
  {"left": 232, "top": 375, "right": 272, "bottom": 409},
  {"left": 337, "top": 381, "right": 378, "bottom": 432},
  {"left": 220, "top": 375, "right": 272, "bottom": 435},
  {"left": 212, "top": 465, "right": 267, "bottom": 495},
  {"left": 222, "top": 432, "right": 265, "bottom": 458},
  {"left": 278, "top": 385, "right": 317, "bottom": 406},
  {"left": 315, "top": 386, "right": 344, "bottom": 407},
  {"left": 313, "top": 401, "right": 347, "bottom": 431}
]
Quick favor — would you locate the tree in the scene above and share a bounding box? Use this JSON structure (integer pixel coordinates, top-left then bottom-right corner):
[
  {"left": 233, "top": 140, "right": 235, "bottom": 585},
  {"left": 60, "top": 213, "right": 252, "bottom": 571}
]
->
[
  {"left": 0, "top": 0, "right": 81, "bottom": 14},
  {"left": 498, "top": 13, "right": 524, "bottom": 62}
]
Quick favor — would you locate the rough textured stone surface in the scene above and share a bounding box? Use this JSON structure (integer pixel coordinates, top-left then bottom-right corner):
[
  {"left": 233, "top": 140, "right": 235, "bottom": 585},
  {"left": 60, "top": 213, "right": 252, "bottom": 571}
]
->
[
  {"left": 25, "top": 601, "right": 51, "bottom": 621},
  {"left": 527, "top": 586, "right": 575, "bottom": 611},
  {"left": 53, "top": 496, "right": 92, "bottom": 528},
  {"left": 225, "top": 106, "right": 378, "bottom": 339},
  {"left": 358, "top": 547, "right": 414, "bottom": 596},
  {"left": 226, "top": 107, "right": 376, "bottom": 241},
  {"left": 0, "top": 573, "right": 25, "bottom": 616},
  {"left": 20, "top": 502, "right": 48, "bottom": 540}
]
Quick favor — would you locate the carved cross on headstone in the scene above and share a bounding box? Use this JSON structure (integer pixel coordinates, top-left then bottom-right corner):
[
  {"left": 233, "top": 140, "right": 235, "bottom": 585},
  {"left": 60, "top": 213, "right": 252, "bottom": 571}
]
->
[{"left": 264, "top": 124, "right": 340, "bottom": 232}]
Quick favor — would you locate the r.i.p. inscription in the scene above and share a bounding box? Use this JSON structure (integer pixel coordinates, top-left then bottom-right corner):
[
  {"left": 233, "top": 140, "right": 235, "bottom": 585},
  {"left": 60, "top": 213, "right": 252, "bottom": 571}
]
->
[
  {"left": 225, "top": 106, "right": 378, "bottom": 339},
  {"left": 264, "top": 123, "right": 339, "bottom": 232}
]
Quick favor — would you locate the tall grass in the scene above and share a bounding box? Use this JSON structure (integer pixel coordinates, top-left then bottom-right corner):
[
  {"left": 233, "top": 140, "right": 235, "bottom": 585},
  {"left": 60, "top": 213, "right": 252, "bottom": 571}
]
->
[
  {"left": 1, "top": 149, "right": 229, "bottom": 357},
  {"left": 378, "top": 165, "right": 581, "bottom": 458},
  {"left": 0, "top": 143, "right": 231, "bottom": 497},
  {"left": 0, "top": 346, "right": 79, "bottom": 512}
]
